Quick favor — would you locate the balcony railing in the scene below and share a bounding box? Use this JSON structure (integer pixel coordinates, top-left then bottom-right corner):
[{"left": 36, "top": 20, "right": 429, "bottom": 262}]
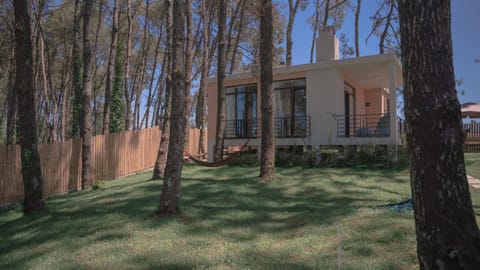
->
[
  {"left": 224, "top": 115, "right": 311, "bottom": 139},
  {"left": 336, "top": 113, "right": 391, "bottom": 138},
  {"left": 274, "top": 115, "right": 311, "bottom": 138}
]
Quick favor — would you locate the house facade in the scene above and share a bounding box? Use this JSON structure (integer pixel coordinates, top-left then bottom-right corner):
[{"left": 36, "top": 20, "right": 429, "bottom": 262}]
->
[{"left": 206, "top": 28, "right": 403, "bottom": 161}]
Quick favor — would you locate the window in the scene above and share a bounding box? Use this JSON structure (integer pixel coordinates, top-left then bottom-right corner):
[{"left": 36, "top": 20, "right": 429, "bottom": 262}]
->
[
  {"left": 274, "top": 79, "right": 307, "bottom": 137},
  {"left": 225, "top": 85, "right": 257, "bottom": 138}
]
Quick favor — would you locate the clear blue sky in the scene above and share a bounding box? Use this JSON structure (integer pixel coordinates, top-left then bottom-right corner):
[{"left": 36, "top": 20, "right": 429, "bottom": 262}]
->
[{"left": 284, "top": 0, "right": 480, "bottom": 105}]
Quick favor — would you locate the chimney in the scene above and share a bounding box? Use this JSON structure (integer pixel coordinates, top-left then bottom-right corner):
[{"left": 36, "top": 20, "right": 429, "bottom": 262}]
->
[{"left": 316, "top": 26, "right": 339, "bottom": 62}]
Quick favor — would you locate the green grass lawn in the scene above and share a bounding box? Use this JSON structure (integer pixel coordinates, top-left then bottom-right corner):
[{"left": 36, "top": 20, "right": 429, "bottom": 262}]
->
[
  {"left": 1, "top": 155, "right": 479, "bottom": 270},
  {"left": 466, "top": 153, "right": 480, "bottom": 179}
]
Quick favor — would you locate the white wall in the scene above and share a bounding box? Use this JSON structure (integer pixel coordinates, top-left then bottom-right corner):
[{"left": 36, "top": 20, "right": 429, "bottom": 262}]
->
[{"left": 306, "top": 68, "right": 344, "bottom": 146}]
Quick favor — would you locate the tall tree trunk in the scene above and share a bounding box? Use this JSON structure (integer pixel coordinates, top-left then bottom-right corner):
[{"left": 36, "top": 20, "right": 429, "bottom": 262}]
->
[
  {"left": 354, "top": 0, "right": 361, "bottom": 57},
  {"left": 322, "top": 0, "right": 330, "bottom": 27},
  {"left": 228, "top": 0, "right": 246, "bottom": 74},
  {"left": 158, "top": 0, "right": 186, "bottom": 216},
  {"left": 81, "top": 0, "right": 95, "bottom": 189},
  {"left": 103, "top": 0, "right": 120, "bottom": 134},
  {"left": 142, "top": 20, "right": 164, "bottom": 129},
  {"left": 184, "top": 0, "right": 194, "bottom": 150},
  {"left": 6, "top": 38, "right": 17, "bottom": 144},
  {"left": 379, "top": 0, "right": 394, "bottom": 54},
  {"left": 259, "top": 0, "right": 275, "bottom": 180},
  {"left": 14, "top": 0, "right": 45, "bottom": 214},
  {"left": 133, "top": 0, "right": 151, "bottom": 130},
  {"left": 153, "top": 0, "right": 173, "bottom": 180},
  {"left": 110, "top": 35, "right": 125, "bottom": 134},
  {"left": 71, "top": 0, "right": 82, "bottom": 139},
  {"left": 286, "top": 0, "right": 300, "bottom": 66},
  {"left": 124, "top": 0, "right": 133, "bottom": 130},
  {"left": 196, "top": 0, "right": 209, "bottom": 156},
  {"left": 214, "top": 0, "right": 227, "bottom": 162},
  {"left": 399, "top": 1, "right": 480, "bottom": 268},
  {"left": 310, "top": 0, "right": 320, "bottom": 63}
]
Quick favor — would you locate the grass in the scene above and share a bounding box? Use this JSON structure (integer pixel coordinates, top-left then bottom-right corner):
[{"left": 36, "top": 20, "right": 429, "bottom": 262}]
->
[
  {"left": 466, "top": 153, "right": 480, "bottom": 179},
  {"left": 1, "top": 155, "right": 479, "bottom": 270}
]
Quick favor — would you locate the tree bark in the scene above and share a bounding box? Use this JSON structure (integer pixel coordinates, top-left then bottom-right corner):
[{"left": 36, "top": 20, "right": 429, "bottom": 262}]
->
[
  {"left": 153, "top": 0, "right": 173, "bottom": 180},
  {"left": 354, "top": 0, "right": 361, "bottom": 57},
  {"left": 196, "top": 0, "right": 209, "bottom": 156},
  {"left": 309, "top": 0, "right": 320, "bottom": 63},
  {"left": 81, "top": 0, "right": 95, "bottom": 189},
  {"left": 14, "top": 0, "right": 45, "bottom": 214},
  {"left": 6, "top": 37, "right": 17, "bottom": 144},
  {"left": 259, "top": 0, "right": 275, "bottom": 180},
  {"left": 379, "top": 0, "right": 394, "bottom": 54},
  {"left": 124, "top": 0, "right": 133, "bottom": 130},
  {"left": 322, "top": 0, "right": 330, "bottom": 28},
  {"left": 228, "top": 0, "right": 246, "bottom": 74},
  {"left": 158, "top": 0, "right": 186, "bottom": 216},
  {"left": 103, "top": 0, "right": 120, "bottom": 134},
  {"left": 71, "top": 0, "right": 82, "bottom": 139},
  {"left": 286, "top": 0, "right": 300, "bottom": 66},
  {"left": 214, "top": 0, "right": 227, "bottom": 162},
  {"left": 184, "top": 0, "right": 194, "bottom": 149},
  {"left": 399, "top": 1, "right": 480, "bottom": 268}
]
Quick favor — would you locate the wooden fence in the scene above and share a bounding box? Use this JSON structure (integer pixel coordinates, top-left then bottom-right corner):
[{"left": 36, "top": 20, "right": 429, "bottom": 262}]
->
[
  {"left": 0, "top": 127, "right": 206, "bottom": 207},
  {"left": 464, "top": 121, "right": 480, "bottom": 153}
]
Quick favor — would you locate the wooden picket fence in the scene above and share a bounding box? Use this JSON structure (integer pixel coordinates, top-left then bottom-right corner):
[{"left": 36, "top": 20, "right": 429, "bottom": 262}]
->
[
  {"left": 464, "top": 120, "right": 480, "bottom": 153},
  {"left": 0, "top": 127, "right": 206, "bottom": 207}
]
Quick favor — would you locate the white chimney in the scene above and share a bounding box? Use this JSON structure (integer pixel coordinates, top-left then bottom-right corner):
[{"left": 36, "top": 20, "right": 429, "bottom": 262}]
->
[{"left": 316, "top": 26, "right": 339, "bottom": 62}]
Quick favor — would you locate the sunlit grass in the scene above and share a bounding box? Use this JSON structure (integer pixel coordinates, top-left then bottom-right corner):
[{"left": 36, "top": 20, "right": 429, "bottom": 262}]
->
[
  {"left": 466, "top": 153, "right": 480, "bottom": 179},
  {"left": 1, "top": 155, "right": 479, "bottom": 269}
]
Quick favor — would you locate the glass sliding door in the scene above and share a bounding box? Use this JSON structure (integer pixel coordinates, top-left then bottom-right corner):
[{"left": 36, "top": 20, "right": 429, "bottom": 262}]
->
[
  {"left": 225, "top": 85, "right": 257, "bottom": 138},
  {"left": 274, "top": 79, "right": 307, "bottom": 137}
]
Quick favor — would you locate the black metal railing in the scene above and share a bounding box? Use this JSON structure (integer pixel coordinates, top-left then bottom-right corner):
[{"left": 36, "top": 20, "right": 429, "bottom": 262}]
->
[
  {"left": 224, "top": 115, "right": 311, "bottom": 139},
  {"left": 224, "top": 119, "right": 258, "bottom": 139},
  {"left": 336, "top": 113, "right": 391, "bottom": 138},
  {"left": 274, "top": 115, "right": 311, "bottom": 138}
]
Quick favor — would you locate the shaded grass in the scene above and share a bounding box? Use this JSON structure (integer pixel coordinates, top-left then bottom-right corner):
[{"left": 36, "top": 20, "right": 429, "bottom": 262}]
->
[{"left": 1, "top": 156, "right": 479, "bottom": 269}]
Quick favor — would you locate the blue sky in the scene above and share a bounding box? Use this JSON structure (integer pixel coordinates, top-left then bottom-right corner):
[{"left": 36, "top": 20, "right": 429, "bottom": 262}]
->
[{"left": 284, "top": 0, "right": 480, "bottom": 105}]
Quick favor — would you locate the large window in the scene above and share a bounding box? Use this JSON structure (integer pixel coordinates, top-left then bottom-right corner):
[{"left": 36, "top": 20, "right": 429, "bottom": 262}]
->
[
  {"left": 225, "top": 85, "right": 257, "bottom": 138},
  {"left": 274, "top": 79, "right": 307, "bottom": 137}
]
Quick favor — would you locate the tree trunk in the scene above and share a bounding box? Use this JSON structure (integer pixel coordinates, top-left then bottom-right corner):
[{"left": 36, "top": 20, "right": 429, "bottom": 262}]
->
[
  {"left": 142, "top": 21, "right": 164, "bottom": 129},
  {"left": 184, "top": 0, "right": 194, "bottom": 150},
  {"left": 214, "top": 0, "right": 227, "bottom": 162},
  {"left": 81, "top": 0, "right": 95, "bottom": 189},
  {"left": 379, "top": 0, "right": 394, "bottom": 54},
  {"left": 6, "top": 39, "right": 17, "bottom": 144},
  {"left": 153, "top": 0, "right": 173, "bottom": 180},
  {"left": 259, "top": 0, "right": 275, "bottom": 180},
  {"left": 309, "top": 0, "right": 320, "bottom": 63},
  {"left": 228, "top": 0, "right": 246, "bottom": 74},
  {"left": 354, "top": 0, "right": 361, "bottom": 57},
  {"left": 196, "top": 0, "right": 209, "bottom": 156},
  {"left": 110, "top": 34, "right": 125, "bottom": 134},
  {"left": 286, "top": 0, "right": 300, "bottom": 66},
  {"left": 322, "top": 0, "right": 330, "bottom": 28},
  {"left": 71, "top": 0, "right": 82, "bottom": 139},
  {"left": 158, "top": 0, "right": 187, "bottom": 216},
  {"left": 103, "top": 0, "right": 120, "bottom": 134},
  {"left": 133, "top": 0, "right": 151, "bottom": 130},
  {"left": 14, "top": 0, "right": 45, "bottom": 214},
  {"left": 398, "top": 1, "right": 480, "bottom": 268},
  {"left": 124, "top": 0, "right": 133, "bottom": 130}
]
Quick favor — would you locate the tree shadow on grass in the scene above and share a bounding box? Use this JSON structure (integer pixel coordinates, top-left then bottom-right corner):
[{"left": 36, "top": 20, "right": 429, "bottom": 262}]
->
[{"left": 0, "top": 166, "right": 412, "bottom": 269}]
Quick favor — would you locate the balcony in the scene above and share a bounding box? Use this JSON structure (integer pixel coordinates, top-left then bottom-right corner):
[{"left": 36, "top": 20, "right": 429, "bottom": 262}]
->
[
  {"left": 336, "top": 113, "right": 391, "bottom": 138},
  {"left": 224, "top": 115, "right": 311, "bottom": 139}
]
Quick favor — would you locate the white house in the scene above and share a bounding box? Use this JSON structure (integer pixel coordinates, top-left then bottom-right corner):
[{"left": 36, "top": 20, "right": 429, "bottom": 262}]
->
[{"left": 206, "top": 27, "right": 403, "bottom": 161}]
